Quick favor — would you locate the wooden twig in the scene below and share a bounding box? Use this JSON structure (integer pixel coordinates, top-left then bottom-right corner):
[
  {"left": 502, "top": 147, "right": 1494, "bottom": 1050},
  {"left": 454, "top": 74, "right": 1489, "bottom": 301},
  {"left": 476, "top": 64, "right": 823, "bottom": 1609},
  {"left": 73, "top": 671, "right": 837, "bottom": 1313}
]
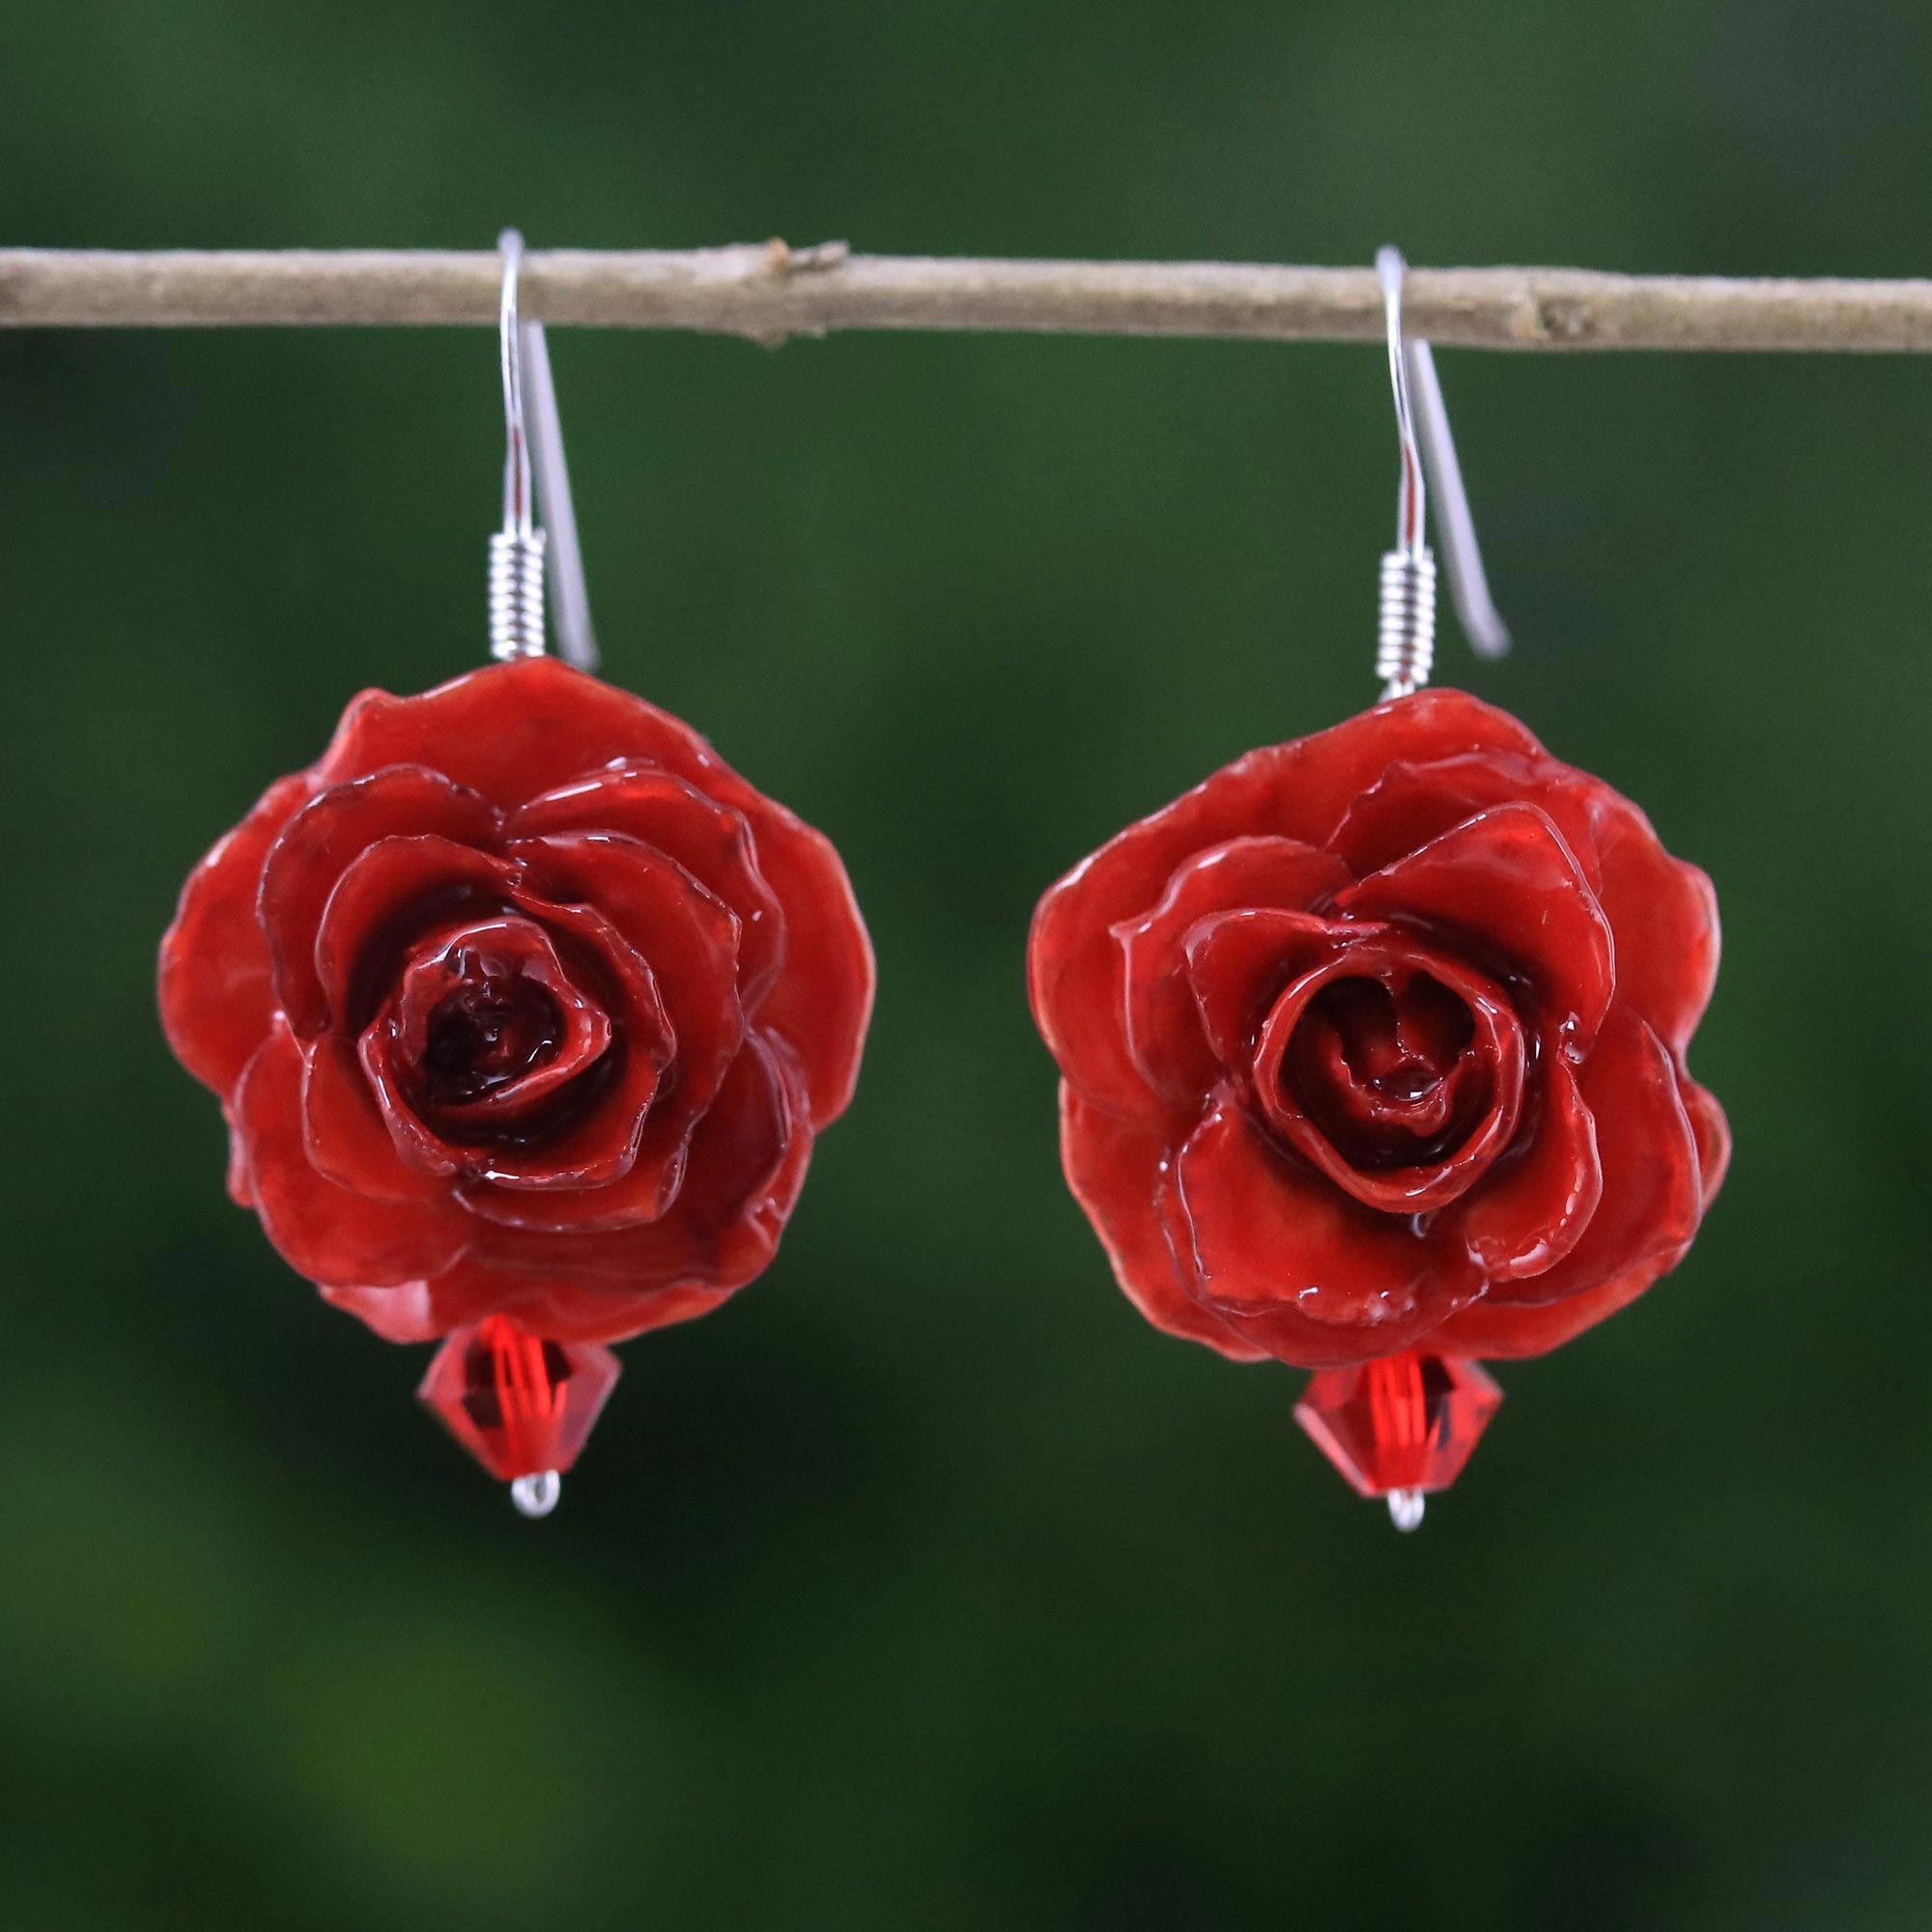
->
[{"left": 3, "top": 243, "right": 1931, "bottom": 351}]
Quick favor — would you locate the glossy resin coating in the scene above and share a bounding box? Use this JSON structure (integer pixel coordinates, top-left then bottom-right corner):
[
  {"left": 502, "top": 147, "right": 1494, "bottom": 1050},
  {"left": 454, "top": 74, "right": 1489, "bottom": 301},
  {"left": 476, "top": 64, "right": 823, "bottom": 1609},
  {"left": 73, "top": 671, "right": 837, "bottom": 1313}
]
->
[
  {"left": 1028, "top": 690, "right": 1728, "bottom": 1367},
  {"left": 160, "top": 657, "right": 874, "bottom": 1346}
]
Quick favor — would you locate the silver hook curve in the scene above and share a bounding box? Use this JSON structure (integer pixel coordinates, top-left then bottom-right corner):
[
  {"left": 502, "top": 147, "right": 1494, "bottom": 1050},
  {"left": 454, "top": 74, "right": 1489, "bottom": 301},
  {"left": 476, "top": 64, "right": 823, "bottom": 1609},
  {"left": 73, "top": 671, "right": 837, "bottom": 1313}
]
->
[
  {"left": 1373, "top": 246, "right": 1510, "bottom": 697},
  {"left": 1380, "top": 247, "right": 1427, "bottom": 562},
  {"left": 488, "top": 230, "right": 597, "bottom": 669},
  {"left": 522, "top": 318, "right": 598, "bottom": 670},
  {"left": 499, "top": 230, "right": 535, "bottom": 540}
]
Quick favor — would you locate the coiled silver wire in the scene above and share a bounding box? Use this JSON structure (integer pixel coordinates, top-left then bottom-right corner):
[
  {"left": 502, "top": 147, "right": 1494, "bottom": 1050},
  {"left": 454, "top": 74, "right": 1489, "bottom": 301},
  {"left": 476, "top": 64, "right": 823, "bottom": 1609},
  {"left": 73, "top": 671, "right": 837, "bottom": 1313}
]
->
[
  {"left": 489, "top": 527, "right": 547, "bottom": 660},
  {"left": 1377, "top": 546, "right": 1436, "bottom": 698}
]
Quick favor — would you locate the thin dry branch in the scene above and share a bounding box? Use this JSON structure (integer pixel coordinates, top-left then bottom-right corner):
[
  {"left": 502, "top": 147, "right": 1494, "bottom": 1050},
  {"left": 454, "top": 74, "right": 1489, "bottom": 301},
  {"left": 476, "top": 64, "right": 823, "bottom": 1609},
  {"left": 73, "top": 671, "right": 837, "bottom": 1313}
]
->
[{"left": 3, "top": 244, "right": 1931, "bottom": 350}]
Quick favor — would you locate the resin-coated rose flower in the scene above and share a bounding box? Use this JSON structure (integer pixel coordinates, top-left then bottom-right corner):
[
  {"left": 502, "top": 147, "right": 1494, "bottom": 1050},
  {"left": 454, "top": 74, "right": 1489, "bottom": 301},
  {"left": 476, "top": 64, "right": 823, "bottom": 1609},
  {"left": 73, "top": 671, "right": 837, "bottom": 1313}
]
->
[
  {"left": 1029, "top": 690, "right": 1727, "bottom": 1366},
  {"left": 161, "top": 657, "right": 872, "bottom": 1345}
]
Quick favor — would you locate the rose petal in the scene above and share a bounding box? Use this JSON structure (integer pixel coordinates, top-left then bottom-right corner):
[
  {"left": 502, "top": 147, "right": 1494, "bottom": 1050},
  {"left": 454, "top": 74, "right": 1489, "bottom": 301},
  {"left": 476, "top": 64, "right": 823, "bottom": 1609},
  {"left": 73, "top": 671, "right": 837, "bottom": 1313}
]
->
[
  {"left": 319, "top": 1280, "right": 440, "bottom": 1344},
  {"left": 1251, "top": 943, "right": 1526, "bottom": 1214},
  {"left": 1337, "top": 802, "right": 1615, "bottom": 1055},
  {"left": 1113, "top": 837, "right": 1350, "bottom": 1108},
  {"left": 1033, "top": 691, "right": 1540, "bottom": 1119},
  {"left": 262, "top": 768, "right": 503, "bottom": 1036},
  {"left": 235, "top": 1022, "right": 471, "bottom": 1289},
  {"left": 383, "top": 915, "right": 614, "bottom": 1129},
  {"left": 456, "top": 1099, "right": 694, "bottom": 1231},
  {"left": 1447, "top": 1009, "right": 1705, "bottom": 1343},
  {"left": 723, "top": 804, "right": 873, "bottom": 1131},
  {"left": 316, "top": 658, "right": 728, "bottom": 808},
  {"left": 510, "top": 763, "right": 787, "bottom": 1008},
  {"left": 1058, "top": 1085, "right": 1268, "bottom": 1362},
  {"left": 448, "top": 894, "right": 677, "bottom": 1193},
  {"left": 457, "top": 828, "right": 773, "bottom": 1224},
  {"left": 1333, "top": 747, "right": 1722, "bottom": 1059},
  {"left": 158, "top": 771, "right": 312, "bottom": 1097},
  {"left": 1682, "top": 1072, "right": 1732, "bottom": 1212},
  {"left": 318, "top": 659, "right": 873, "bottom": 1130},
  {"left": 1183, "top": 908, "right": 1371, "bottom": 1070},
  {"left": 1330, "top": 752, "right": 1605, "bottom": 892},
  {"left": 313, "top": 838, "right": 526, "bottom": 1036},
  {"left": 412, "top": 1032, "right": 810, "bottom": 1343},
  {"left": 1162, "top": 1090, "right": 1482, "bottom": 1364},
  {"left": 326, "top": 1274, "right": 734, "bottom": 1350},
  {"left": 302, "top": 1033, "right": 450, "bottom": 1203},
  {"left": 1429, "top": 1252, "right": 1674, "bottom": 1360},
  {"left": 1590, "top": 795, "right": 1721, "bottom": 1056},
  {"left": 1452, "top": 1054, "right": 1603, "bottom": 1281},
  {"left": 511, "top": 832, "right": 742, "bottom": 1118}
]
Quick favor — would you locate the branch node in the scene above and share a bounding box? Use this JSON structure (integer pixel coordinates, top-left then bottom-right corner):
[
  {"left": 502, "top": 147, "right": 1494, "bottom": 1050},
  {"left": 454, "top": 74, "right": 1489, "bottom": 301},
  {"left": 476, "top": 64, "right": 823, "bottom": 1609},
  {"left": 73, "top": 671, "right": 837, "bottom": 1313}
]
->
[
  {"left": 1535, "top": 298, "right": 1597, "bottom": 344},
  {"left": 763, "top": 238, "right": 850, "bottom": 279}
]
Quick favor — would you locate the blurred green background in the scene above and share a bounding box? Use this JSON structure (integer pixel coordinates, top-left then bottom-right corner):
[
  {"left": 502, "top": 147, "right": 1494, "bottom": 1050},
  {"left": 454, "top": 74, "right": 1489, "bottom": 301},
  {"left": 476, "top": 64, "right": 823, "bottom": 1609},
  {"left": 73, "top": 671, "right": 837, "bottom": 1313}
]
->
[{"left": 4, "top": 3, "right": 1930, "bottom": 1926}]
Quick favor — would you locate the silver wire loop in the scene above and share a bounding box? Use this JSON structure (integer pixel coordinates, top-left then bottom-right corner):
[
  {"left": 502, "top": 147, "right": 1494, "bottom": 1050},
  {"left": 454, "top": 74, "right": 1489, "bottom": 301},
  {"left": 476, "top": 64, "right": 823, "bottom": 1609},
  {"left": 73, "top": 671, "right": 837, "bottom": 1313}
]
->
[
  {"left": 510, "top": 1469, "right": 561, "bottom": 1518},
  {"left": 487, "top": 230, "right": 597, "bottom": 669},
  {"left": 1374, "top": 246, "right": 1509, "bottom": 699}
]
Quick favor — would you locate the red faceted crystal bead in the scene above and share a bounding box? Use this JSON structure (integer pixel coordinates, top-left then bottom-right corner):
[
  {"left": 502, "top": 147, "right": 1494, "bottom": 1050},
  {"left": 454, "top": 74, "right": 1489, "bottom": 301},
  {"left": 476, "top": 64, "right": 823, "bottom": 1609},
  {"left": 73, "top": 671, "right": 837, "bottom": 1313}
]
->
[
  {"left": 418, "top": 1315, "right": 621, "bottom": 1482},
  {"left": 1293, "top": 1350, "right": 1502, "bottom": 1499}
]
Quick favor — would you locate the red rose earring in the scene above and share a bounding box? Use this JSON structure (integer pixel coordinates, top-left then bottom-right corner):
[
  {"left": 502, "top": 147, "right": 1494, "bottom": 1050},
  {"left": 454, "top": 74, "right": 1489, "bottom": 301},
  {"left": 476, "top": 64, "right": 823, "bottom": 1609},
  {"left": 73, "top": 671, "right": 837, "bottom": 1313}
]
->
[
  {"left": 159, "top": 234, "right": 874, "bottom": 1513},
  {"left": 1027, "top": 249, "right": 1728, "bottom": 1528}
]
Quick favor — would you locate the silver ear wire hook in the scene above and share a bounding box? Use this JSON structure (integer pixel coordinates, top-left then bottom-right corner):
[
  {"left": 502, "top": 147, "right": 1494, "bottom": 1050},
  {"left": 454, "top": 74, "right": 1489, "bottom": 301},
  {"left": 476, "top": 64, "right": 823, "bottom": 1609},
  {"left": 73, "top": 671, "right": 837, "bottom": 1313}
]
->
[
  {"left": 489, "top": 230, "right": 598, "bottom": 669},
  {"left": 1374, "top": 247, "right": 1510, "bottom": 698}
]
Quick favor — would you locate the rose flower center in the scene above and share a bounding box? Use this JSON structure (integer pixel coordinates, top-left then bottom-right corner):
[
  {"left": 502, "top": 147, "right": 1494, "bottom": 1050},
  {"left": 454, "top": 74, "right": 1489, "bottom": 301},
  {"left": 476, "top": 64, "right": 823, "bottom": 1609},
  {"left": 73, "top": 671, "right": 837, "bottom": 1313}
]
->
[
  {"left": 1249, "top": 941, "right": 1528, "bottom": 1216},
  {"left": 422, "top": 972, "right": 566, "bottom": 1106},
  {"left": 1283, "top": 972, "right": 1485, "bottom": 1170}
]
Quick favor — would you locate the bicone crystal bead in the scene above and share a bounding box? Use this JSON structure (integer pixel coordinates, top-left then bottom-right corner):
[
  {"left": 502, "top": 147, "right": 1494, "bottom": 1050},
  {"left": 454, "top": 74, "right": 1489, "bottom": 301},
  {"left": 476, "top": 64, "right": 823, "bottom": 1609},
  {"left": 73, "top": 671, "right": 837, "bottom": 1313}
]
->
[
  {"left": 1293, "top": 1350, "right": 1501, "bottom": 1499},
  {"left": 417, "top": 1314, "right": 621, "bottom": 1483}
]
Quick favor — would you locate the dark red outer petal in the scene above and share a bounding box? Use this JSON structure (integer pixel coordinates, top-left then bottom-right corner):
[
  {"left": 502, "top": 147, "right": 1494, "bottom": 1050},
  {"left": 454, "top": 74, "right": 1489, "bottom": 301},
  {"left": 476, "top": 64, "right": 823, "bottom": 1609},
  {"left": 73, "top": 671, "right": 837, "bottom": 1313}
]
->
[
  {"left": 323, "top": 1277, "right": 734, "bottom": 1349},
  {"left": 319, "top": 1280, "right": 440, "bottom": 1343},
  {"left": 1450, "top": 1054, "right": 1603, "bottom": 1281},
  {"left": 1330, "top": 752, "right": 1607, "bottom": 894},
  {"left": 237, "top": 1022, "right": 473, "bottom": 1289},
  {"left": 1452, "top": 1009, "right": 1704, "bottom": 1326},
  {"left": 509, "top": 763, "right": 787, "bottom": 1010},
  {"left": 314, "top": 658, "right": 730, "bottom": 808},
  {"left": 1183, "top": 908, "right": 1378, "bottom": 1072},
  {"left": 158, "top": 771, "right": 313, "bottom": 1097},
  {"left": 1250, "top": 943, "right": 1526, "bottom": 1214},
  {"left": 1163, "top": 1089, "right": 1483, "bottom": 1357},
  {"left": 260, "top": 766, "right": 503, "bottom": 1038},
  {"left": 1029, "top": 690, "right": 1544, "bottom": 1121},
  {"left": 1337, "top": 802, "right": 1615, "bottom": 1057},
  {"left": 1683, "top": 1075, "right": 1732, "bottom": 1211},
  {"left": 1113, "top": 836, "right": 1350, "bottom": 1110},
  {"left": 1431, "top": 1252, "right": 1671, "bottom": 1360},
  {"left": 1057, "top": 1085, "right": 1268, "bottom": 1362},
  {"left": 1590, "top": 800, "right": 1721, "bottom": 1058},
  {"left": 720, "top": 804, "right": 873, "bottom": 1131}
]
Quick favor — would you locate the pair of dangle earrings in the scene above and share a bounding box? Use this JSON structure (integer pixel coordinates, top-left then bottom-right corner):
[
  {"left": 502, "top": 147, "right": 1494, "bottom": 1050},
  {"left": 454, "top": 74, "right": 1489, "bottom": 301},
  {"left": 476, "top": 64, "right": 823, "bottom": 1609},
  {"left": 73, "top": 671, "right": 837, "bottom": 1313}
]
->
[{"left": 161, "top": 242, "right": 1727, "bottom": 1525}]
